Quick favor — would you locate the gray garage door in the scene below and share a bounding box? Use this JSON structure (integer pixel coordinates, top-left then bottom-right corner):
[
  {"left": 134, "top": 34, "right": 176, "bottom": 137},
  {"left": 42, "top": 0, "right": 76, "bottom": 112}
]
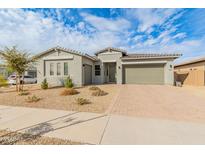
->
[
  {"left": 123, "top": 64, "right": 164, "bottom": 84},
  {"left": 84, "top": 64, "right": 92, "bottom": 85}
]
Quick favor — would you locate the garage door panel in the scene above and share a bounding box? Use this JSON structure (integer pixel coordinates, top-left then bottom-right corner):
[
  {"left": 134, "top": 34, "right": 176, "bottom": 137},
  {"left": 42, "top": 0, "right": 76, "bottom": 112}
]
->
[{"left": 124, "top": 64, "right": 164, "bottom": 84}]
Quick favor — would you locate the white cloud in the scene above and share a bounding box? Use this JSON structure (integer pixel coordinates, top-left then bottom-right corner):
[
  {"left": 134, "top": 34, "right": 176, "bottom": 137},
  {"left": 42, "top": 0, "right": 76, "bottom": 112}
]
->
[
  {"left": 0, "top": 9, "right": 130, "bottom": 55},
  {"left": 0, "top": 8, "right": 204, "bottom": 62},
  {"left": 128, "top": 36, "right": 205, "bottom": 63},
  {"left": 127, "top": 9, "right": 187, "bottom": 52},
  {"left": 77, "top": 21, "right": 85, "bottom": 30},
  {"left": 172, "top": 33, "right": 186, "bottom": 39},
  {"left": 127, "top": 9, "right": 182, "bottom": 34},
  {"left": 80, "top": 12, "right": 131, "bottom": 32}
]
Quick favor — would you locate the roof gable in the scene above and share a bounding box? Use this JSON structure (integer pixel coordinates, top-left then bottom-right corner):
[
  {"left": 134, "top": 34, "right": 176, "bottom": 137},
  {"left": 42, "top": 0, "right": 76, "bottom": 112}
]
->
[
  {"left": 35, "top": 46, "right": 96, "bottom": 61},
  {"left": 95, "top": 47, "right": 127, "bottom": 55}
]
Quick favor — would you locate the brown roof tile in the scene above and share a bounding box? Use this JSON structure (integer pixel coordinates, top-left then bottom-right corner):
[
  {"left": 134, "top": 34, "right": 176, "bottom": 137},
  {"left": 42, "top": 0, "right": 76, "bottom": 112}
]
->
[
  {"left": 174, "top": 56, "right": 205, "bottom": 67},
  {"left": 122, "top": 53, "right": 182, "bottom": 60}
]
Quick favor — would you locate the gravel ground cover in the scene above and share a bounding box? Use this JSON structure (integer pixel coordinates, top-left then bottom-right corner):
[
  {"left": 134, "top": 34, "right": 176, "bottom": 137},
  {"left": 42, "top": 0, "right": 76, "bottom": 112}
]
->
[
  {"left": 0, "top": 129, "right": 81, "bottom": 145},
  {"left": 0, "top": 84, "right": 119, "bottom": 113}
]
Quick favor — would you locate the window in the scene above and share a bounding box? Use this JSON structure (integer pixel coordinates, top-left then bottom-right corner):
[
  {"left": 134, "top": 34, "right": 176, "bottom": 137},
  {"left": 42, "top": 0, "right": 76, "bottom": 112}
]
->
[
  {"left": 50, "top": 63, "right": 54, "bottom": 76},
  {"left": 57, "top": 63, "right": 61, "bottom": 75},
  {"left": 64, "top": 62, "right": 68, "bottom": 75},
  {"left": 95, "top": 65, "right": 101, "bottom": 76}
]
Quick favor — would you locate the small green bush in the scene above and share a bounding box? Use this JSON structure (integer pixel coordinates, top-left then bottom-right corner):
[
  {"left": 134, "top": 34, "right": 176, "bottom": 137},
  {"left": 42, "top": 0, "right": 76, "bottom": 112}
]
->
[
  {"left": 0, "top": 75, "right": 8, "bottom": 87},
  {"left": 26, "top": 95, "right": 41, "bottom": 103},
  {"left": 76, "top": 98, "right": 91, "bottom": 105},
  {"left": 41, "top": 79, "right": 48, "bottom": 89},
  {"left": 64, "top": 76, "right": 73, "bottom": 88},
  {"left": 92, "top": 89, "right": 108, "bottom": 96},
  {"left": 89, "top": 86, "right": 100, "bottom": 91}
]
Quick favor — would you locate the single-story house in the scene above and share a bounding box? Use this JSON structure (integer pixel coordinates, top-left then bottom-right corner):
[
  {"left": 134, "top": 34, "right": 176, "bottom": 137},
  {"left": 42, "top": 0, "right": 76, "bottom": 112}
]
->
[
  {"left": 35, "top": 46, "right": 181, "bottom": 87},
  {"left": 174, "top": 56, "right": 205, "bottom": 86}
]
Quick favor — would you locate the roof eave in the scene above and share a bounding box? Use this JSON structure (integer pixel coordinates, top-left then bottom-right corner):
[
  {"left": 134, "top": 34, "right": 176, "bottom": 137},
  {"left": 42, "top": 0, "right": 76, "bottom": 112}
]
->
[
  {"left": 121, "top": 56, "right": 181, "bottom": 60},
  {"left": 174, "top": 59, "right": 205, "bottom": 67},
  {"left": 34, "top": 46, "right": 95, "bottom": 61},
  {"left": 95, "top": 47, "right": 127, "bottom": 55}
]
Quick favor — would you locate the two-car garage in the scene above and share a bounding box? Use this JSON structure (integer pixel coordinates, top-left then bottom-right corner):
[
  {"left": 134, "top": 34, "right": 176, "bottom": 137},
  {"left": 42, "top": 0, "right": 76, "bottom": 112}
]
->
[{"left": 123, "top": 64, "right": 165, "bottom": 84}]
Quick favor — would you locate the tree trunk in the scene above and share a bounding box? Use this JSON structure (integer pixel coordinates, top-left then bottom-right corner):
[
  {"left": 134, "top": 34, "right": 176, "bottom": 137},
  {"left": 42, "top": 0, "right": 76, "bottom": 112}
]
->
[
  {"left": 15, "top": 77, "right": 18, "bottom": 92},
  {"left": 21, "top": 74, "right": 24, "bottom": 91},
  {"left": 16, "top": 74, "right": 20, "bottom": 92}
]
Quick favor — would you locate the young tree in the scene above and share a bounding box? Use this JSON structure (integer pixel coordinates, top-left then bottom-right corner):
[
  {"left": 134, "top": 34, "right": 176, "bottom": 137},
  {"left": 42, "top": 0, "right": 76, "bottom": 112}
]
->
[{"left": 0, "top": 46, "right": 36, "bottom": 91}]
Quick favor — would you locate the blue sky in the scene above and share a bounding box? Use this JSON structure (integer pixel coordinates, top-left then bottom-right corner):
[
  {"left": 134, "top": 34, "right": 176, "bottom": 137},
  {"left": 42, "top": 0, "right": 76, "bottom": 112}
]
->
[{"left": 0, "top": 8, "right": 205, "bottom": 63}]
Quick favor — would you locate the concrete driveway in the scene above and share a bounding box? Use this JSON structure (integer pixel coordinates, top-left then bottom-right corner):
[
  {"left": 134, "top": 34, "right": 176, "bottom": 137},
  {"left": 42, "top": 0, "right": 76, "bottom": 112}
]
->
[{"left": 110, "top": 85, "right": 205, "bottom": 123}]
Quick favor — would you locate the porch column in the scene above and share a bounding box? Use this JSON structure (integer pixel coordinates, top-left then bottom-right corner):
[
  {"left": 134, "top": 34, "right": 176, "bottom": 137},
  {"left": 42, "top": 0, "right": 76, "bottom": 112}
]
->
[{"left": 117, "top": 62, "right": 123, "bottom": 84}]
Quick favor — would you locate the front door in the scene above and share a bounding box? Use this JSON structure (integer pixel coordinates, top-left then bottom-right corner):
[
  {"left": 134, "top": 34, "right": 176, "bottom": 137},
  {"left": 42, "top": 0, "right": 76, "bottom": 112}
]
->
[{"left": 108, "top": 63, "right": 116, "bottom": 83}]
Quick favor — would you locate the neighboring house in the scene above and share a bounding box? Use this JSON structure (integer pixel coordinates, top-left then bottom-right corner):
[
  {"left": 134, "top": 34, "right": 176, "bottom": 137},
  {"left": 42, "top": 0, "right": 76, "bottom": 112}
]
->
[
  {"left": 174, "top": 57, "right": 205, "bottom": 86},
  {"left": 35, "top": 46, "right": 181, "bottom": 87}
]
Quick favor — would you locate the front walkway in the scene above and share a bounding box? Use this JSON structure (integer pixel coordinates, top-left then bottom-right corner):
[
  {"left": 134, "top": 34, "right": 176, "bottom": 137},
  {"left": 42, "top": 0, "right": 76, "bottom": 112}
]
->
[{"left": 1, "top": 105, "right": 205, "bottom": 144}]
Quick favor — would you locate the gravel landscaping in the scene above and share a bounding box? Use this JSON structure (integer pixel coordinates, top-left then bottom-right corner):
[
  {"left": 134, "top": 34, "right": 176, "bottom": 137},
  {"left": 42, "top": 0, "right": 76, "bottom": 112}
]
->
[
  {"left": 0, "top": 84, "right": 119, "bottom": 113},
  {"left": 0, "top": 129, "right": 81, "bottom": 145}
]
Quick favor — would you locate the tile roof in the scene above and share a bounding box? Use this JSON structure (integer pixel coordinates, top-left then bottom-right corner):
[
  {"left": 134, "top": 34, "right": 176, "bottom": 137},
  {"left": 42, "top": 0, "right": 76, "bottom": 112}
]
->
[
  {"left": 35, "top": 46, "right": 96, "bottom": 61},
  {"left": 121, "top": 53, "right": 182, "bottom": 60},
  {"left": 174, "top": 56, "right": 205, "bottom": 67},
  {"left": 95, "top": 47, "right": 127, "bottom": 55}
]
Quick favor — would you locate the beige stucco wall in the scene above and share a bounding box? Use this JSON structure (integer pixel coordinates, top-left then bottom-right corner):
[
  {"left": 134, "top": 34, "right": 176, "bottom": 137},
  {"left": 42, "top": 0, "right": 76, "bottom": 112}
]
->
[
  {"left": 94, "top": 50, "right": 123, "bottom": 84},
  {"left": 174, "top": 61, "right": 205, "bottom": 86},
  {"left": 36, "top": 50, "right": 83, "bottom": 87},
  {"left": 164, "top": 60, "right": 174, "bottom": 85}
]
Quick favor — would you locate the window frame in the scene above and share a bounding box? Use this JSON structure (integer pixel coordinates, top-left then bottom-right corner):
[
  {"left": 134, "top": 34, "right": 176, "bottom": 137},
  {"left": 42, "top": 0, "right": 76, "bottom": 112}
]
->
[
  {"left": 95, "top": 65, "right": 101, "bottom": 76},
  {"left": 50, "top": 63, "right": 54, "bottom": 76},
  {"left": 57, "top": 62, "right": 61, "bottom": 76},
  {"left": 64, "top": 62, "right": 68, "bottom": 76}
]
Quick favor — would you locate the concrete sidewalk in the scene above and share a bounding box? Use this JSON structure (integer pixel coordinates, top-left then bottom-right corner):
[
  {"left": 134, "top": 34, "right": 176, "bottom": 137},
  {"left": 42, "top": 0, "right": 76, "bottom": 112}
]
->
[{"left": 1, "top": 105, "right": 205, "bottom": 144}]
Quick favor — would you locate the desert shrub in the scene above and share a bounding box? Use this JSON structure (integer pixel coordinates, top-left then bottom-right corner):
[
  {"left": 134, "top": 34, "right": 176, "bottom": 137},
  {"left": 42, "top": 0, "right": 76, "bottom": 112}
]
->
[
  {"left": 0, "top": 75, "right": 8, "bottom": 87},
  {"left": 41, "top": 79, "right": 48, "bottom": 90},
  {"left": 60, "top": 88, "right": 79, "bottom": 96},
  {"left": 18, "top": 90, "right": 30, "bottom": 96},
  {"left": 76, "top": 98, "right": 91, "bottom": 105},
  {"left": 26, "top": 95, "right": 41, "bottom": 103},
  {"left": 64, "top": 76, "right": 73, "bottom": 88},
  {"left": 91, "top": 89, "right": 108, "bottom": 96},
  {"left": 89, "top": 86, "right": 100, "bottom": 91}
]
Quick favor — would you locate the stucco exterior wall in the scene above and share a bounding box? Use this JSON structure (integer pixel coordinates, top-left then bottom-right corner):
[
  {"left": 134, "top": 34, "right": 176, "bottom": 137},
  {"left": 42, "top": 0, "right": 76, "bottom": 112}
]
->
[
  {"left": 94, "top": 50, "right": 123, "bottom": 84},
  {"left": 174, "top": 61, "right": 205, "bottom": 86},
  {"left": 36, "top": 50, "right": 83, "bottom": 87},
  {"left": 164, "top": 60, "right": 174, "bottom": 85}
]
